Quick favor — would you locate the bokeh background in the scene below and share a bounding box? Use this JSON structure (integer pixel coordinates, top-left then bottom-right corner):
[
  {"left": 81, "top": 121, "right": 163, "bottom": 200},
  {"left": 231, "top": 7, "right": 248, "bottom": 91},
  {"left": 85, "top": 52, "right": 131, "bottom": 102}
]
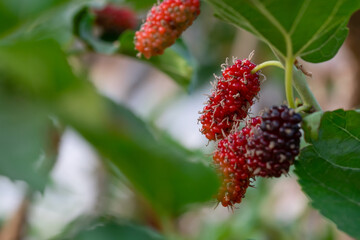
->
[{"left": 1, "top": 1, "right": 359, "bottom": 239}]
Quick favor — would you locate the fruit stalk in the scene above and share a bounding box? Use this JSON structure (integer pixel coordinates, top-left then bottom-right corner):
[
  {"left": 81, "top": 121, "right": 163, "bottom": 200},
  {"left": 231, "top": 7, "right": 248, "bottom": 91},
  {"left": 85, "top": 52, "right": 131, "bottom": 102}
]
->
[
  {"left": 293, "top": 67, "right": 322, "bottom": 111},
  {"left": 251, "top": 60, "right": 284, "bottom": 73},
  {"left": 285, "top": 57, "right": 296, "bottom": 109}
]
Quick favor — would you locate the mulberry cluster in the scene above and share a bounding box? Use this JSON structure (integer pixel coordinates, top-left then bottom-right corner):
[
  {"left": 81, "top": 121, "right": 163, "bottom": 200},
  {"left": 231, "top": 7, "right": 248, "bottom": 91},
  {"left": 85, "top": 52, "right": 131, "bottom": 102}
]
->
[
  {"left": 214, "top": 118, "right": 261, "bottom": 207},
  {"left": 199, "top": 58, "right": 260, "bottom": 141},
  {"left": 94, "top": 5, "right": 137, "bottom": 41},
  {"left": 134, "top": 0, "right": 200, "bottom": 58},
  {"left": 198, "top": 56, "right": 302, "bottom": 207},
  {"left": 247, "top": 105, "right": 302, "bottom": 178},
  {"left": 212, "top": 105, "right": 302, "bottom": 207}
]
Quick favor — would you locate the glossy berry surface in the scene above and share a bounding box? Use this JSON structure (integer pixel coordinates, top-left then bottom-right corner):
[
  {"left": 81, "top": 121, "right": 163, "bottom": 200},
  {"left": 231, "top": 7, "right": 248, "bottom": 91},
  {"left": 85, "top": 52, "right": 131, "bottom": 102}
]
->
[
  {"left": 247, "top": 105, "right": 302, "bottom": 178},
  {"left": 134, "top": 0, "right": 200, "bottom": 58},
  {"left": 213, "top": 117, "right": 261, "bottom": 207},
  {"left": 199, "top": 58, "right": 260, "bottom": 141},
  {"left": 94, "top": 5, "right": 137, "bottom": 41}
]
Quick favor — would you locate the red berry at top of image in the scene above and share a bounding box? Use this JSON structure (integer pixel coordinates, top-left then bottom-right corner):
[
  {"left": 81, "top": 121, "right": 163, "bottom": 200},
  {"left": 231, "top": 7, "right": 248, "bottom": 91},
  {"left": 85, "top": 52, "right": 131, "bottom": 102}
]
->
[
  {"left": 213, "top": 117, "right": 261, "bottom": 207},
  {"left": 199, "top": 58, "right": 260, "bottom": 141},
  {"left": 246, "top": 105, "right": 302, "bottom": 178},
  {"left": 94, "top": 5, "right": 137, "bottom": 41},
  {"left": 134, "top": 0, "right": 200, "bottom": 58}
]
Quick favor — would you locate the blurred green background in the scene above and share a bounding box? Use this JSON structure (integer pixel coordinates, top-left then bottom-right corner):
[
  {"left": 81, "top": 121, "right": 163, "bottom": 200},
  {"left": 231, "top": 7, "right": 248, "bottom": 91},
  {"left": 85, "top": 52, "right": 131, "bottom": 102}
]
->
[{"left": 0, "top": 0, "right": 359, "bottom": 239}]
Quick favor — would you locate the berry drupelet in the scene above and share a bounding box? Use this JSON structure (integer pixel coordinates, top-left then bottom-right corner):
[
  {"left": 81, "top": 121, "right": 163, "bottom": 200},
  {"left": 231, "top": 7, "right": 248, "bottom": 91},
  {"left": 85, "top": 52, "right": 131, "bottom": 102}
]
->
[
  {"left": 213, "top": 117, "right": 261, "bottom": 207},
  {"left": 199, "top": 58, "right": 260, "bottom": 141},
  {"left": 247, "top": 105, "right": 302, "bottom": 178},
  {"left": 134, "top": 0, "right": 200, "bottom": 58}
]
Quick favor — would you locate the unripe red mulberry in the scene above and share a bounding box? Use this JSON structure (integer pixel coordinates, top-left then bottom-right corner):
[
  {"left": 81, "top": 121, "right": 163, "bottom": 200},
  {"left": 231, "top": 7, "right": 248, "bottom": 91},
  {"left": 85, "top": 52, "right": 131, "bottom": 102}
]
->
[
  {"left": 94, "top": 5, "right": 137, "bottom": 41},
  {"left": 199, "top": 58, "right": 260, "bottom": 141},
  {"left": 246, "top": 105, "right": 302, "bottom": 178},
  {"left": 134, "top": 0, "right": 200, "bottom": 58},
  {"left": 214, "top": 117, "right": 261, "bottom": 207}
]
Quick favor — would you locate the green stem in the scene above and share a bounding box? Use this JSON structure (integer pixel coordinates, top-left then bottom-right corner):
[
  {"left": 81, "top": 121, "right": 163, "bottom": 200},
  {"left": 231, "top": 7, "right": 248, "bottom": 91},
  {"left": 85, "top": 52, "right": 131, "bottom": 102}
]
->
[
  {"left": 295, "top": 104, "right": 311, "bottom": 113},
  {"left": 285, "top": 57, "right": 295, "bottom": 109},
  {"left": 251, "top": 60, "right": 284, "bottom": 73},
  {"left": 251, "top": 54, "right": 321, "bottom": 111},
  {"left": 293, "top": 67, "right": 322, "bottom": 111}
]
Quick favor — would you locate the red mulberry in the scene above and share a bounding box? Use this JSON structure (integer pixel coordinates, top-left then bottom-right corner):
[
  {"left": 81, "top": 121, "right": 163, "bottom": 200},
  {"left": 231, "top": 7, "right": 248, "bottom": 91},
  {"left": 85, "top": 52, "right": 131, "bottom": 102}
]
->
[
  {"left": 199, "top": 58, "right": 260, "bottom": 141},
  {"left": 214, "top": 117, "right": 261, "bottom": 207},
  {"left": 94, "top": 5, "right": 137, "bottom": 41},
  {"left": 134, "top": 0, "right": 200, "bottom": 58}
]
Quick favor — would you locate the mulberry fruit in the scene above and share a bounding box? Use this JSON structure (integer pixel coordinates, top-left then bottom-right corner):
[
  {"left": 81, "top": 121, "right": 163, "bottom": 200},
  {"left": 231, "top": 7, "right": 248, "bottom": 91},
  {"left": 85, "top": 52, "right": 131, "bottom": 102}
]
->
[
  {"left": 134, "top": 0, "right": 200, "bottom": 58},
  {"left": 247, "top": 105, "right": 302, "bottom": 178},
  {"left": 199, "top": 58, "right": 260, "bottom": 141},
  {"left": 214, "top": 117, "right": 261, "bottom": 207},
  {"left": 94, "top": 5, "right": 137, "bottom": 41}
]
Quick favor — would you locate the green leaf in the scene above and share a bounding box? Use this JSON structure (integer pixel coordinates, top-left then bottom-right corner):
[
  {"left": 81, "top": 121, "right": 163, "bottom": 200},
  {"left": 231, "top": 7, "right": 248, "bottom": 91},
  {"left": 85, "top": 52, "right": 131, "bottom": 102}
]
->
[
  {"left": 27, "top": 1, "right": 93, "bottom": 45},
  {"left": 0, "top": 0, "right": 70, "bottom": 37},
  {"left": 0, "top": 1, "right": 95, "bottom": 46},
  {"left": 206, "top": 0, "right": 360, "bottom": 63},
  {"left": 119, "top": 31, "right": 194, "bottom": 90},
  {"left": 123, "top": 0, "right": 157, "bottom": 10},
  {"left": 295, "top": 109, "right": 360, "bottom": 239},
  {"left": 0, "top": 89, "right": 54, "bottom": 190},
  {"left": 97, "top": 99, "right": 219, "bottom": 216},
  {"left": 0, "top": 38, "right": 218, "bottom": 216},
  {"left": 74, "top": 7, "right": 119, "bottom": 54},
  {"left": 302, "top": 111, "right": 323, "bottom": 142},
  {"left": 71, "top": 219, "right": 164, "bottom": 240}
]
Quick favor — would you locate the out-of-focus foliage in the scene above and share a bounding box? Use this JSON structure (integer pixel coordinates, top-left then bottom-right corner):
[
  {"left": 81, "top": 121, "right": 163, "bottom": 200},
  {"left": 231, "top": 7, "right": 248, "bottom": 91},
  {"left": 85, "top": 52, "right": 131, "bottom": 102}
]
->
[
  {"left": 122, "top": 0, "right": 157, "bottom": 10},
  {"left": 197, "top": 179, "right": 337, "bottom": 240},
  {"left": 0, "top": 89, "right": 54, "bottom": 191},
  {"left": 71, "top": 219, "right": 164, "bottom": 240},
  {"left": 0, "top": 38, "right": 218, "bottom": 217},
  {"left": 0, "top": 0, "right": 69, "bottom": 35},
  {"left": 0, "top": 0, "right": 359, "bottom": 239},
  {"left": 118, "top": 31, "right": 195, "bottom": 90}
]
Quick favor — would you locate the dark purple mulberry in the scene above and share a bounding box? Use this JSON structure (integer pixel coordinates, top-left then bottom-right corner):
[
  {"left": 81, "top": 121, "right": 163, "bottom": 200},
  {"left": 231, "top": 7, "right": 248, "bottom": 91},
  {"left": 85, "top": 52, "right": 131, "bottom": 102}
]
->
[{"left": 247, "top": 105, "right": 302, "bottom": 178}]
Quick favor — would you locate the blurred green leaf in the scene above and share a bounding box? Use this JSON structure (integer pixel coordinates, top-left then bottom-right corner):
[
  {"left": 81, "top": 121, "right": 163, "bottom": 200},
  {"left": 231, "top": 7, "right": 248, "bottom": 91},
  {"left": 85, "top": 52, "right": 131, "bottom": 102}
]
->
[
  {"left": 71, "top": 219, "right": 164, "bottom": 240},
  {"left": 296, "top": 109, "right": 360, "bottom": 239},
  {"left": 74, "top": 7, "right": 119, "bottom": 54},
  {"left": 119, "top": 31, "right": 194, "bottom": 90},
  {"left": 123, "top": 0, "right": 156, "bottom": 10},
  {"left": 205, "top": 0, "right": 360, "bottom": 63},
  {"left": 27, "top": 1, "right": 92, "bottom": 45},
  {"left": 0, "top": 38, "right": 218, "bottom": 216},
  {"left": 0, "top": 0, "right": 96, "bottom": 46},
  {"left": 0, "top": 0, "right": 69, "bottom": 36},
  {"left": 0, "top": 89, "right": 54, "bottom": 190},
  {"left": 87, "top": 98, "right": 219, "bottom": 217}
]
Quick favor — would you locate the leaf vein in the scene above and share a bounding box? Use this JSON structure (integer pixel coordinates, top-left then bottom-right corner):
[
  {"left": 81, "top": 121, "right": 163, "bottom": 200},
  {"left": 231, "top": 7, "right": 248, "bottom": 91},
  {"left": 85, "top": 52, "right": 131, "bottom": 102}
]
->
[
  {"left": 250, "top": 0, "right": 288, "bottom": 38},
  {"left": 312, "top": 146, "right": 360, "bottom": 171},
  {"left": 295, "top": 0, "right": 344, "bottom": 56},
  {"left": 327, "top": 117, "right": 360, "bottom": 144},
  {"left": 300, "top": 21, "right": 346, "bottom": 57},
  {"left": 249, "top": 0, "right": 292, "bottom": 57},
  {"left": 209, "top": 0, "right": 285, "bottom": 59},
  {"left": 289, "top": 0, "right": 311, "bottom": 35},
  {"left": 300, "top": 154, "right": 360, "bottom": 207}
]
